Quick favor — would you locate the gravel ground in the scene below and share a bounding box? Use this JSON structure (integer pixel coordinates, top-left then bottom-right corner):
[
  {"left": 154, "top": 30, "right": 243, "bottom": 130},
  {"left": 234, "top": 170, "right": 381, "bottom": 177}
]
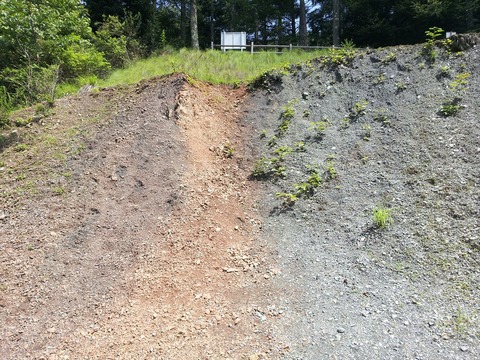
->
[{"left": 243, "top": 41, "right": 480, "bottom": 359}]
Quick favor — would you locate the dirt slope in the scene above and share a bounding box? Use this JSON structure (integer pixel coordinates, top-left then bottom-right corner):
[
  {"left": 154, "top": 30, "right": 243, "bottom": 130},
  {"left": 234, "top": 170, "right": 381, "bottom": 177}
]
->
[
  {"left": 1, "top": 41, "right": 479, "bottom": 360},
  {"left": 1, "top": 74, "right": 283, "bottom": 359}
]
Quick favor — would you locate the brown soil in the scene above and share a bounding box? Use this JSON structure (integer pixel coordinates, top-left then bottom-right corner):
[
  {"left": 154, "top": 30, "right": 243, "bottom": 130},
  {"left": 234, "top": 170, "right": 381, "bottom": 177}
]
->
[{"left": 1, "top": 74, "right": 282, "bottom": 359}]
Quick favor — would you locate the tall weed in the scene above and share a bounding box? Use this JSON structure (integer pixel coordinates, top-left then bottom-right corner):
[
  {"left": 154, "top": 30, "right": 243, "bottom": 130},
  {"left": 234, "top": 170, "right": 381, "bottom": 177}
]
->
[{"left": 0, "top": 86, "right": 12, "bottom": 128}]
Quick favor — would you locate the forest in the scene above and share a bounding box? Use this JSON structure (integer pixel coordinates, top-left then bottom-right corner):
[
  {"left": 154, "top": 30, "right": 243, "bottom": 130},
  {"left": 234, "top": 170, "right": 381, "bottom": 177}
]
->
[{"left": 0, "top": 0, "right": 479, "bottom": 115}]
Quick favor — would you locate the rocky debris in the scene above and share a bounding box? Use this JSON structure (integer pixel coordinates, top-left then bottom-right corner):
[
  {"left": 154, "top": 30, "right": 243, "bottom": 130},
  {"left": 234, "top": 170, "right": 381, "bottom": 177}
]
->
[{"left": 244, "top": 43, "right": 480, "bottom": 358}]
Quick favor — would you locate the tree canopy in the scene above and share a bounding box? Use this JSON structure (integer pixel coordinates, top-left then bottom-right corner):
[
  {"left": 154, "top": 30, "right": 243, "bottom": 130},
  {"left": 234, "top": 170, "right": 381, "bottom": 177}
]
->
[{"left": 0, "top": 0, "right": 478, "bottom": 110}]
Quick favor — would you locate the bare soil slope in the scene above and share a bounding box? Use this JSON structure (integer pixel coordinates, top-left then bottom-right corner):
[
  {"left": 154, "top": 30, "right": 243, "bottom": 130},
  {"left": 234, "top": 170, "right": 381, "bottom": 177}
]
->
[
  {"left": 1, "top": 41, "right": 479, "bottom": 360},
  {"left": 1, "top": 74, "right": 281, "bottom": 359}
]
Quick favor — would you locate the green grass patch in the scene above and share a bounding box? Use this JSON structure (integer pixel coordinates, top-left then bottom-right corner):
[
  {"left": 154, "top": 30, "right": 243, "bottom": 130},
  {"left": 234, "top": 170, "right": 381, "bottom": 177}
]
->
[
  {"left": 373, "top": 205, "right": 394, "bottom": 229},
  {"left": 98, "top": 48, "right": 328, "bottom": 87}
]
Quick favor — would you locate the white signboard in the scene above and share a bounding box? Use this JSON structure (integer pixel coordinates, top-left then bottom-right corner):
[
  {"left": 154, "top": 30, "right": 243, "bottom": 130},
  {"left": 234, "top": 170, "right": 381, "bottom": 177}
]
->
[{"left": 221, "top": 31, "right": 247, "bottom": 51}]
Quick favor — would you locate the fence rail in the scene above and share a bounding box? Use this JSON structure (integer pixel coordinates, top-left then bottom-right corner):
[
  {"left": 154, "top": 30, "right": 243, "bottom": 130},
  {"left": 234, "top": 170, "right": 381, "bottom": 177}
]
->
[{"left": 211, "top": 42, "right": 339, "bottom": 54}]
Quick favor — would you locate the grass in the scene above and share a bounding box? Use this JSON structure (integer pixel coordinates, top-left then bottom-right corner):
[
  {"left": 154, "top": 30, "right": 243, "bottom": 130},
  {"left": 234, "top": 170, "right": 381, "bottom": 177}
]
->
[
  {"left": 98, "top": 48, "right": 329, "bottom": 87},
  {"left": 373, "top": 205, "right": 394, "bottom": 229}
]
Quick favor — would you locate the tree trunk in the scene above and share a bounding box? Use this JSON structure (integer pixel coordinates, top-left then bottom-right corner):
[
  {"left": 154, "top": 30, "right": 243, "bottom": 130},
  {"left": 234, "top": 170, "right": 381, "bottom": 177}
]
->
[
  {"left": 299, "top": 0, "right": 308, "bottom": 46},
  {"left": 190, "top": 0, "right": 199, "bottom": 49},
  {"left": 180, "top": 0, "right": 187, "bottom": 47},
  {"left": 210, "top": 0, "right": 215, "bottom": 46},
  {"left": 291, "top": 1, "right": 296, "bottom": 41},
  {"left": 333, "top": 0, "right": 340, "bottom": 46}
]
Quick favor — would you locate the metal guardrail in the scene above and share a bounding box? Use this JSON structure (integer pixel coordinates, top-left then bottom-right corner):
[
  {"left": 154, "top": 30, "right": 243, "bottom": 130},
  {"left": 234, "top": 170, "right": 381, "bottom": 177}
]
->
[{"left": 211, "top": 42, "right": 339, "bottom": 54}]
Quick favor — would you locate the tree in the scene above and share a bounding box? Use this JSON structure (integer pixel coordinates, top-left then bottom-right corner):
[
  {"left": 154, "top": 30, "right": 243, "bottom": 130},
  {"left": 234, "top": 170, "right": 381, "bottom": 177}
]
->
[
  {"left": 332, "top": 0, "right": 340, "bottom": 46},
  {"left": 0, "top": 0, "right": 110, "bottom": 105},
  {"left": 299, "top": 0, "right": 308, "bottom": 45},
  {"left": 191, "top": 0, "right": 200, "bottom": 49},
  {"left": 181, "top": 0, "right": 187, "bottom": 46}
]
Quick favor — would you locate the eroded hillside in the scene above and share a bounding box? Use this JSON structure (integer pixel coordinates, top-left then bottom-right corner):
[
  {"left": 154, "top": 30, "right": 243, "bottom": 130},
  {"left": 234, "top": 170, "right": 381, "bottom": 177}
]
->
[{"left": 1, "top": 40, "right": 479, "bottom": 359}]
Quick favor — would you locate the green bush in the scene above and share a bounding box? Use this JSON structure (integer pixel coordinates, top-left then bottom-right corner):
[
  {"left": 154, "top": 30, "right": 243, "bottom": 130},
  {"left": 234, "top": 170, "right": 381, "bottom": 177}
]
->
[{"left": 60, "top": 41, "right": 111, "bottom": 79}]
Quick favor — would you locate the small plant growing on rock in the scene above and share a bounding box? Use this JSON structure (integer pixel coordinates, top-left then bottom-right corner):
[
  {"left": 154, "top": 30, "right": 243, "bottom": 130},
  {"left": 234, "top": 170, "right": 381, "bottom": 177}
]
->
[
  {"left": 373, "top": 74, "right": 386, "bottom": 85},
  {"left": 293, "top": 166, "right": 322, "bottom": 197},
  {"left": 14, "top": 143, "right": 29, "bottom": 152},
  {"left": 276, "top": 192, "right": 298, "bottom": 207},
  {"left": 222, "top": 141, "right": 235, "bottom": 158},
  {"left": 373, "top": 109, "right": 390, "bottom": 125},
  {"left": 272, "top": 165, "right": 286, "bottom": 178},
  {"left": 422, "top": 26, "right": 444, "bottom": 62},
  {"left": 350, "top": 100, "right": 368, "bottom": 120},
  {"left": 274, "top": 145, "right": 293, "bottom": 160},
  {"left": 295, "top": 141, "right": 306, "bottom": 152},
  {"left": 382, "top": 52, "right": 397, "bottom": 64},
  {"left": 395, "top": 81, "right": 407, "bottom": 93},
  {"left": 449, "top": 73, "right": 470, "bottom": 92},
  {"left": 373, "top": 205, "right": 393, "bottom": 229},
  {"left": 267, "top": 135, "right": 277, "bottom": 148},
  {"left": 322, "top": 41, "right": 356, "bottom": 67},
  {"left": 53, "top": 186, "right": 65, "bottom": 196},
  {"left": 324, "top": 161, "right": 337, "bottom": 180},
  {"left": 252, "top": 157, "right": 270, "bottom": 178},
  {"left": 439, "top": 73, "right": 470, "bottom": 117},
  {"left": 439, "top": 99, "right": 461, "bottom": 117},
  {"left": 437, "top": 66, "right": 451, "bottom": 79},
  {"left": 14, "top": 117, "right": 32, "bottom": 127},
  {"left": 340, "top": 117, "right": 350, "bottom": 129},
  {"left": 278, "top": 99, "right": 299, "bottom": 137},
  {"left": 362, "top": 124, "right": 372, "bottom": 141},
  {"left": 309, "top": 118, "right": 329, "bottom": 138}
]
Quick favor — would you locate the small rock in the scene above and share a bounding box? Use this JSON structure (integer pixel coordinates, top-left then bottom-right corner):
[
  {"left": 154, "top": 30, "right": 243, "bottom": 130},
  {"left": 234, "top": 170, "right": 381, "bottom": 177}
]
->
[
  {"left": 0, "top": 211, "right": 6, "bottom": 220},
  {"left": 460, "top": 345, "right": 469, "bottom": 352},
  {"left": 254, "top": 310, "right": 267, "bottom": 322},
  {"left": 337, "top": 327, "right": 346, "bottom": 333},
  {"left": 302, "top": 92, "right": 309, "bottom": 100}
]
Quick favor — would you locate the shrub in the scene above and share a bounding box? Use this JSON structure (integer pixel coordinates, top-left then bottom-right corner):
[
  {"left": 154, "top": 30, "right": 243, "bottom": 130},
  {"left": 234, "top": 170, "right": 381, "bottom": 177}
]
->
[{"left": 60, "top": 41, "right": 111, "bottom": 79}]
